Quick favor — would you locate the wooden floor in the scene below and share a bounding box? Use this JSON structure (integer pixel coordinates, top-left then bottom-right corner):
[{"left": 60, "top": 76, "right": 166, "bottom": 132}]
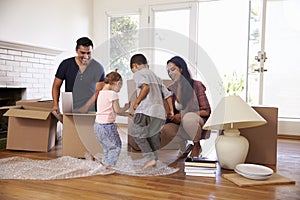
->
[{"left": 0, "top": 136, "right": 299, "bottom": 200}]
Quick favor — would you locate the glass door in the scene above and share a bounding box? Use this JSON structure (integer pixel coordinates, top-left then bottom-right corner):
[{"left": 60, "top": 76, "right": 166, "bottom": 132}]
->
[
  {"left": 247, "top": 0, "right": 267, "bottom": 105},
  {"left": 248, "top": 0, "right": 300, "bottom": 135},
  {"left": 197, "top": 0, "right": 250, "bottom": 100},
  {"left": 263, "top": 0, "right": 300, "bottom": 120}
]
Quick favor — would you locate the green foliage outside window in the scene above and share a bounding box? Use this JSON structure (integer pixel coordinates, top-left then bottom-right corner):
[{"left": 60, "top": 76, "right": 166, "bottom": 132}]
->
[
  {"left": 223, "top": 71, "right": 245, "bottom": 96},
  {"left": 110, "top": 16, "right": 139, "bottom": 79}
]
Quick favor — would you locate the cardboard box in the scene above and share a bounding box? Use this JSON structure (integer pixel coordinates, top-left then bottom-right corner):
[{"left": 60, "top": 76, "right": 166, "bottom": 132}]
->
[
  {"left": 3, "top": 105, "right": 57, "bottom": 152},
  {"left": 62, "top": 113, "right": 102, "bottom": 158},
  {"left": 241, "top": 106, "right": 278, "bottom": 165}
]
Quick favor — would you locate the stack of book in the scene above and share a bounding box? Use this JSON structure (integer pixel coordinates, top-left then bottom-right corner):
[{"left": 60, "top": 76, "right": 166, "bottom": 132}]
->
[{"left": 184, "top": 156, "right": 218, "bottom": 177}]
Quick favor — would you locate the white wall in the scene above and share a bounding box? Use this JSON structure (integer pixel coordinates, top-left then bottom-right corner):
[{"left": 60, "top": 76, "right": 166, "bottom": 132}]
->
[{"left": 0, "top": 0, "right": 93, "bottom": 52}]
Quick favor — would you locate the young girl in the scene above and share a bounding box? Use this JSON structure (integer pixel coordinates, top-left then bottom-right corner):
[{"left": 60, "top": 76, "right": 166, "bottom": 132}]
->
[{"left": 94, "top": 71, "right": 130, "bottom": 170}]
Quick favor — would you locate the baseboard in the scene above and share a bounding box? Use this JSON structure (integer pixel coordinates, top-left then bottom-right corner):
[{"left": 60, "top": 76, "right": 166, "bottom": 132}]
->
[
  {"left": 277, "top": 134, "right": 300, "bottom": 140},
  {"left": 278, "top": 118, "right": 300, "bottom": 136}
]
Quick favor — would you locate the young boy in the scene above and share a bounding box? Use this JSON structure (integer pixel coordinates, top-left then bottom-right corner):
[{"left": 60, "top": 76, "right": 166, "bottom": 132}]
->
[{"left": 129, "top": 54, "right": 174, "bottom": 169}]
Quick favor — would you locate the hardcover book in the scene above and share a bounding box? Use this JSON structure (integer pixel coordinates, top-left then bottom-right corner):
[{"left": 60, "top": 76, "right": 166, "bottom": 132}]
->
[
  {"left": 184, "top": 166, "right": 217, "bottom": 173},
  {"left": 185, "top": 172, "right": 216, "bottom": 177},
  {"left": 184, "top": 157, "right": 218, "bottom": 168}
]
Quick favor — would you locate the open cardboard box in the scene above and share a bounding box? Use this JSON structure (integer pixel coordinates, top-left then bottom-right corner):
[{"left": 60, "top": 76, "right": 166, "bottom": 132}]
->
[
  {"left": 59, "top": 92, "right": 102, "bottom": 158},
  {"left": 62, "top": 113, "right": 102, "bottom": 158},
  {"left": 2, "top": 100, "right": 58, "bottom": 152}
]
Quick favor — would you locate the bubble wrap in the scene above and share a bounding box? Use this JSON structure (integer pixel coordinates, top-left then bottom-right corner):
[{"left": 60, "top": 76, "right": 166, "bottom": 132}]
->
[{"left": 0, "top": 154, "right": 179, "bottom": 180}]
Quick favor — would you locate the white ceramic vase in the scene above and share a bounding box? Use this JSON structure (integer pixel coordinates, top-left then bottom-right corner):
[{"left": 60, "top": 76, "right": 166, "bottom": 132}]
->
[{"left": 215, "top": 129, "right": 249, "bottom": 170}]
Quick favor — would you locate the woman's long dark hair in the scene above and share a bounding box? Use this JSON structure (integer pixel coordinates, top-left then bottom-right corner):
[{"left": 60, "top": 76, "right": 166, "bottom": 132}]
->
[{"left": 167, "top": 56, "right": 194, "bottom": 109}]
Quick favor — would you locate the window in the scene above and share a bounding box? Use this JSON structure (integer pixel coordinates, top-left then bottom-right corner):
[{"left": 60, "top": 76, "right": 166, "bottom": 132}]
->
[
  {"left": 109, "top": 14, "right": 139, "bottom": 79},
  {"left": 108, "top": 13, "right": 139, "bottom": 123}
]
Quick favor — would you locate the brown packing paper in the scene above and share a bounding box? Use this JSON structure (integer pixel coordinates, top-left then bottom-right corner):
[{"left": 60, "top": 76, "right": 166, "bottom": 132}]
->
[{"left": 222, "top": 173, "right": 295, "bottom": 187}]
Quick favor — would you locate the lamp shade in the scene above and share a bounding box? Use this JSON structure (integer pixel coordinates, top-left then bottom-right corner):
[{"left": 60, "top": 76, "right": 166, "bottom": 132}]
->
[{"left": 203, "top": 95, "right": 267, "bottom": 130}]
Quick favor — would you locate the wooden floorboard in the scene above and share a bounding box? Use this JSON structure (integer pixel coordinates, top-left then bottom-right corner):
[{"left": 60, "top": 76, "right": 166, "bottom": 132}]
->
[{"left": 0, "top": 134, "right": 299, "bottom": 199}]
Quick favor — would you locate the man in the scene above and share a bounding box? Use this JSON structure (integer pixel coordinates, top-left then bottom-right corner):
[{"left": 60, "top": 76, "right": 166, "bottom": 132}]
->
[{"left": 52, "top": 37, "right": 105, "bottom": 113}]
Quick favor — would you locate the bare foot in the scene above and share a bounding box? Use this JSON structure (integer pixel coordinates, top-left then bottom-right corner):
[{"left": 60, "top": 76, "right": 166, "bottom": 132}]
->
[
  {"left": 142, "top": 160, "right": 156, "bottom": 170},
  {"left": 190, "top": 142, "right": 202, "bottom": 158}
]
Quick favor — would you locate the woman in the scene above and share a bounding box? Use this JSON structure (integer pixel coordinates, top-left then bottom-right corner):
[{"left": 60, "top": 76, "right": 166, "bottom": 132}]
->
[{"left": 161, "top": 56, "right": 211, "bottom": 158}]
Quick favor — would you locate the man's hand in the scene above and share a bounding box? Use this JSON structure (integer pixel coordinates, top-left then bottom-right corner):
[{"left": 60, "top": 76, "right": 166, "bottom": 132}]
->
[
  {"left": 52, "top": 105, "right": 60, "bottom": 114},
  {"left": 78, "top": 104, "right": 89, "bottom": 113}
]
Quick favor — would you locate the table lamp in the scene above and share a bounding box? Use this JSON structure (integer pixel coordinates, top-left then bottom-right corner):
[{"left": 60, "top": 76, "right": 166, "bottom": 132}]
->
[{"left": 203, "top": 95, "right": 267, "bottom": 170}]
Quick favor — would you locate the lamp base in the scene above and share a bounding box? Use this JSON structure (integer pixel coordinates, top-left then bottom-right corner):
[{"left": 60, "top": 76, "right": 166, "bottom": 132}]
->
[{"left": 216, "top": 129, "right": 249, "bottom": 170}]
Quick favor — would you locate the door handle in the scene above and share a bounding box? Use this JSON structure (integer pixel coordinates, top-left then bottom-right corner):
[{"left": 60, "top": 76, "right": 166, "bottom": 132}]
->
[
  {"left": 254, "top": 67, "right": 267, "bottom": 72},
  {"left": 255, "top": 51, "right": 267, "bottom": 62}
]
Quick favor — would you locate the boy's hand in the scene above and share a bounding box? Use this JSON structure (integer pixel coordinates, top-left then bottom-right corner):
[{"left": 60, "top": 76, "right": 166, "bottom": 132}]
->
[
  {"left": 133, "top": 102, "right": 139, "bottom": 110},
  {"left": 128, "top": 111, "right": 134, "bottom": 119}
]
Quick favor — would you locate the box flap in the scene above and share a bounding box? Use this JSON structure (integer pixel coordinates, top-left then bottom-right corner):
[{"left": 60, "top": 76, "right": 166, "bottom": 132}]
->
[
  {"left": 22, "top": 105, "right": 52, "bottom": 112},
  {"left": 16, "top": 99, "right": 41, "bottom": 102},
  {"left": 63, "top": 112, "right": 96, "bottom": 116},
  {"left": 0, "top": 105, "right": 22, "bottom": 110},
  {"left": 3, "top": 109, "right": 51, "bottom": 120},
  {"left": 16, "top": 99, "right": 53, "bottom": 109}
]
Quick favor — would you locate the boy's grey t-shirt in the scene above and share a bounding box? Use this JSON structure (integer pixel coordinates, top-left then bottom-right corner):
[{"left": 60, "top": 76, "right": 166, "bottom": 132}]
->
[{"left": 133, "top": 68, "right": 171, "bottom": 119}]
